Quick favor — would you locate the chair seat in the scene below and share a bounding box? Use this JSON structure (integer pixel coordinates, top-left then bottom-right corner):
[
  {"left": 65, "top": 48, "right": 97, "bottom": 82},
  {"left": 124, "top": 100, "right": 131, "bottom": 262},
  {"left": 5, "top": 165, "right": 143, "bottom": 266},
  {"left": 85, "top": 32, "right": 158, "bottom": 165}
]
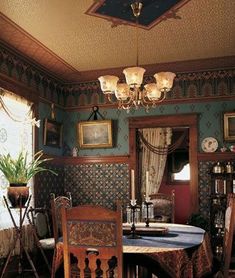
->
[{"left": 39, "top": 237, "right": 55, "bottom": 249}]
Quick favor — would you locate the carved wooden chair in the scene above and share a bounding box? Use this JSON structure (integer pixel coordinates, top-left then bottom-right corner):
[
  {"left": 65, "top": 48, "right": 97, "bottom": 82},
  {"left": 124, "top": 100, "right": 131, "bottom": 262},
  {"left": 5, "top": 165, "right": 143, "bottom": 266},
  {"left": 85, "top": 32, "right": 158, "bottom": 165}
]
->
[
  {"left": 50, "top": 192, "right": 72, "bottom": 277},
  {"left": 27, "top": 193, "right": 72, "bottom": 275},
  {"left": 27, "top": 206, "right": 53, "bottom": 272},
  {"left": 50, "top": 192, "right": 72, "bottom": 243},
  {"left": 222, "top": 193, "right": 235, "bottom": 277},
  {"left": 61, "top": 204, "right": 123, "bottom": 278},
  {"left": 149, "top": 190, "right": 175, "bottom": 223}
]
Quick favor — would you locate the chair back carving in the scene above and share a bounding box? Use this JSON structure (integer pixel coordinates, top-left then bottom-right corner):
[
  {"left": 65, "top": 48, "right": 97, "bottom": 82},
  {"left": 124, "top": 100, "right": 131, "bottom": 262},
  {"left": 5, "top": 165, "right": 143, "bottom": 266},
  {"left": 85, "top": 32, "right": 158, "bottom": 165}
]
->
[
  {"left": 149, "top": 190, "right": 175, "bottom": 223},
  {"left": 222, "top": 193, "right": 235, "bottom": 277},
  {"left": 50, "top": 192, "right": 72, "bottom": 243},
  {"left": 27, "top": 206, "right": 52, "bottom": 238},
  {"left": 27, "top": 206, "right": 53, "bottom": 272},
  {"left": 61, "top": 205, "right": 123, "bottom": 278}
]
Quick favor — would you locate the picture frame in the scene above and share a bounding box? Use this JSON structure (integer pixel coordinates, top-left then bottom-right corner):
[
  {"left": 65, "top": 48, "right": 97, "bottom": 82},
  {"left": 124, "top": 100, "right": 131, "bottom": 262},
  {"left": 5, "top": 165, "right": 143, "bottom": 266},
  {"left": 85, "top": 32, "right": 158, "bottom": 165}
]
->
[
  {"left": 223, "top": 112, "right": 235, "bottom": 142},
  {"left": 43, "top": 118, "right": 63, "bottom": 148},
  {"left": 78, "top": 120, "right": 113, "bottom": 149}
]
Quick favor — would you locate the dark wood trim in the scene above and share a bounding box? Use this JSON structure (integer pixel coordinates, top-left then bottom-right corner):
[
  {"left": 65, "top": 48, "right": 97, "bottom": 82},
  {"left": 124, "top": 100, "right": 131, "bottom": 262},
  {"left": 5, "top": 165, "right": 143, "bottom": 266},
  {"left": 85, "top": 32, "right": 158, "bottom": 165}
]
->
[
  {"left": 198, "top": 152, "right": 235, "bottom": 161},
  {"left": 64, "top": 155, "right": 130, "bottom": 164},
  {"left": 63, "top": 95, "right": 235, "bottom": 112},
  {"left": 0, "top": 73, "right": 39, "bottom": 103},
  {"left": 128, "top": 113, "right": 199, "bottom": 213},
  {"left": 129, "top": 113, "right": 198, "bottom": 128},
  {"left": 45, "top": 155, "right": 130, "bottom": 165},
  {"left": 0, "top": 73, "right": 65, "bottom": 110}
]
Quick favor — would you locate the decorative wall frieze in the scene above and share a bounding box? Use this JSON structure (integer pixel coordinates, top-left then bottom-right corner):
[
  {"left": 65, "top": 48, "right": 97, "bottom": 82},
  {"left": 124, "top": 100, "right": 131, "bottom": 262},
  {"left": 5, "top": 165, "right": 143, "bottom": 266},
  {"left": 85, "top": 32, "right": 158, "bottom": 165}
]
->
[
  {"left": 0, "top": 43, "right": 234, "bottom": 110},
  {"left": 66, "top": 69, "right": 235, "bottom": 110},
  {"left": 0, "top": 43, "right": 67, "bottom": 107}
]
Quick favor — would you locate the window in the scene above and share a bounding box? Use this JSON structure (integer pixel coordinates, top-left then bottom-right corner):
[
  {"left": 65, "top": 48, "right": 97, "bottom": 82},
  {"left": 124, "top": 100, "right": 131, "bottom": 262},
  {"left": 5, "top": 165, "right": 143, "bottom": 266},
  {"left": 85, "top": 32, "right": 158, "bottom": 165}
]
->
[
  {"left": 166, "top": 128, "right": 190, "bottom": 183},
  {"left": 0, "top": 89, "right": 34, "bottom": 228},
  {"left": 172, "top": 163, "right": 190, "bottom": 181}
]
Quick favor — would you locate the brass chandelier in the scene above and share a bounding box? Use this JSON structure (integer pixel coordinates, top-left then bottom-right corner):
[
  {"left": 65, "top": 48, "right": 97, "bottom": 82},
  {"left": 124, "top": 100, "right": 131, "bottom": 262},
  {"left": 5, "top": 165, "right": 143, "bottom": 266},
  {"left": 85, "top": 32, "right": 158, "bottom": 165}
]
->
[{"left": 98, "top": 2, "right": 176, "bottom": 113}]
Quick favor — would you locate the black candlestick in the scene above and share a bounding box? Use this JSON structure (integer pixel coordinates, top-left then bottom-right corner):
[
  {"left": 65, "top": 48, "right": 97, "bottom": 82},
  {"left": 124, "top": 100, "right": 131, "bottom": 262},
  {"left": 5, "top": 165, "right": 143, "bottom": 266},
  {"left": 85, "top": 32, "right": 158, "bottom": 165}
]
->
[
  {"left": 127, "top": 200, "right": 141, "bottom": 239},
  {"left": 144, "top": 201, "right": 153, "bottom": 227}
]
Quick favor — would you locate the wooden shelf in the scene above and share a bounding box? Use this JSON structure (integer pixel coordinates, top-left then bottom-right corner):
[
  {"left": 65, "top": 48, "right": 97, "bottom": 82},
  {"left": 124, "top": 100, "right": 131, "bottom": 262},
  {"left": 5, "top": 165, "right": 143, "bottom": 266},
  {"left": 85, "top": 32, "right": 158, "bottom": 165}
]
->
[{"left": 198, "top": 152, "right": 235, "bottom": 161}]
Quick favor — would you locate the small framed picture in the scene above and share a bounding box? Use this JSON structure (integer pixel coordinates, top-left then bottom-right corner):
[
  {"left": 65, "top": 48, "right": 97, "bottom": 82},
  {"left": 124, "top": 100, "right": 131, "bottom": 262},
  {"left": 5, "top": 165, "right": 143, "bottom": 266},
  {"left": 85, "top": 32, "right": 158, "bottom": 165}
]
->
[
  {"left": 223, "top": 112, "right": 235, "bottom": 142},
  {"left": 78, "top": 120, "right": 113, "bottom": 149},
  {"left": 43, "top": 118, "right": 63, "bottom": 148}
]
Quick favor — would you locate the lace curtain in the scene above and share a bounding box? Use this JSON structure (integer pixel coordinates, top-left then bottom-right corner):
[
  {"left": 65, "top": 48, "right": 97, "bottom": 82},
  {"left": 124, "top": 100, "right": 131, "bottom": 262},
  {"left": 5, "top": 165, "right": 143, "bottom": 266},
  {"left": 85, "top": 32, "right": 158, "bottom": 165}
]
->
[
  {"left": 140, "top": 128, "right": 172, "bottom": 197},
  {"left": 0, "top": 88, "right": 34, "bottom": 228}
]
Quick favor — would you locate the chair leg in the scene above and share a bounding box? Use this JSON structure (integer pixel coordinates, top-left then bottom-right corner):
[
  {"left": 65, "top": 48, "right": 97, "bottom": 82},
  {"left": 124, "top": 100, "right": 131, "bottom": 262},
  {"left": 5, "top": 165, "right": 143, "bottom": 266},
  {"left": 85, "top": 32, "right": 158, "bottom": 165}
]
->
[
  {"left": 51, "top": 250, "right": 56, "bottom": 278},
  {"left": 31, "top": 227, "right": 51, "bottom": 273}
]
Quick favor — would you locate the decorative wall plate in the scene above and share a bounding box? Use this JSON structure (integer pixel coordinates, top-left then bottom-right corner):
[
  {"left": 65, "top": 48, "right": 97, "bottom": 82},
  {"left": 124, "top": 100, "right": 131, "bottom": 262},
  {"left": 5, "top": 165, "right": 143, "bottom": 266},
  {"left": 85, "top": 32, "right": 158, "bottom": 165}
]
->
[{"left": 201, "top": 137, "right": 218, "bottom": 152}]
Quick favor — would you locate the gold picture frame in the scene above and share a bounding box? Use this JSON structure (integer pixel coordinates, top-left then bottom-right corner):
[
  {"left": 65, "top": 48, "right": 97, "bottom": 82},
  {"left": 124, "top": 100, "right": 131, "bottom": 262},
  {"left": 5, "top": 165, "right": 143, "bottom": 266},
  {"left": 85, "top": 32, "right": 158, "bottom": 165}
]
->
[
  {"left": 78, "top": 120, "right": 113, "bottom": 149},
  {"left": 223, "top": 112, "right": 235, "bottom": 142},
  {"left": 43, "top": 118, "right": 63, "bottom": 148}
]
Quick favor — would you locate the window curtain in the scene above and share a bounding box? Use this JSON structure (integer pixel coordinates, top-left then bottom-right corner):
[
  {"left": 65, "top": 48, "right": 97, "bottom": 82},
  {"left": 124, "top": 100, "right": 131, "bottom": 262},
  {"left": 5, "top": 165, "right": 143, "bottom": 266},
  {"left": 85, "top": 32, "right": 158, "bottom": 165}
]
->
[
  {"left": 140, "top": 128, "right": 172, "bottom": 197},
  {"left": 0, "top": 88, "right": 35, "bottom": 225},
  {"left": 0, "top": 88, "right": 37, "bottom": 257}
]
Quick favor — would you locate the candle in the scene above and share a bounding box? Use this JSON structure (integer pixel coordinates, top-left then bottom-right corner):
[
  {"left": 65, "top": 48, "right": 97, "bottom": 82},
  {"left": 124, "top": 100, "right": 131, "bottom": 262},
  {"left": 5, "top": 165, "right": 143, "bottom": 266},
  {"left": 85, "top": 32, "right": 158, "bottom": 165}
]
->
[
  {"left": 131, "top": 169, "right": 135, "bottom": 200},
  {"left": 146, "top": 171, "right": 149, "bottom": 198}
]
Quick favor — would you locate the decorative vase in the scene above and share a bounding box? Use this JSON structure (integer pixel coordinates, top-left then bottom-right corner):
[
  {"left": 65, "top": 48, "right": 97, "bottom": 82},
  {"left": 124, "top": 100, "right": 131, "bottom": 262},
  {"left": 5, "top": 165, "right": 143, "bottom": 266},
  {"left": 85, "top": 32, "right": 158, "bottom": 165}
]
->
[{"left": 7, "top": 184, "right": 29, "bottom": 208}]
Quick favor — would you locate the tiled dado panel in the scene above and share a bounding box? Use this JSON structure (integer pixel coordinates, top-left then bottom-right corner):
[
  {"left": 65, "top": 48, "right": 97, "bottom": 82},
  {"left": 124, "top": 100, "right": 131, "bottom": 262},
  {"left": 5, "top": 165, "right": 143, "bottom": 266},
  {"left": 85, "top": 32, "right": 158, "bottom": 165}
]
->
[
  {"left": 64, "top": 163, "right": 130, "bottom": 211},
  {"left": 34, "top": 162, "right": 130, "bottom": 211},
  {"left": 198, "top": 161, "right": 213, "bottom": 220},
  {"left": 34, "top": 164, "right": 65, "bottom": 208}
]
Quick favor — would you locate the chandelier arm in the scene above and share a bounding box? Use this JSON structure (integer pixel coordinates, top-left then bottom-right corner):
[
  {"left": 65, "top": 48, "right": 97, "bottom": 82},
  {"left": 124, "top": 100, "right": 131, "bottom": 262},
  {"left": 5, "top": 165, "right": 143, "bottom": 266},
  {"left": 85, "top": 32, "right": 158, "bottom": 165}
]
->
[
  {"left": 105, "top": 94, "right": 135, "bottom": 111},
  {"left": 118, "top": 98, "right": 136, "bottom": 110},
  {"left": 142, "top": 91, "right": 166, "bottom": 105},
  {"left": 106, "top": 94, "right": 119, "bottom": 104}
]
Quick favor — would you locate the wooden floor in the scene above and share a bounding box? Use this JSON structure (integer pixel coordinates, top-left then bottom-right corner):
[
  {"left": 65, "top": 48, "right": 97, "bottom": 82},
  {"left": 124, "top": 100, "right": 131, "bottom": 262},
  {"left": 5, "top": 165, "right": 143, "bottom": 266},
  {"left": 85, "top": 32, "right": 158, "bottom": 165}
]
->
[
  {"left": 0, "top": 251, "right": 57, "bottom": 278},
  {"left": 1, "top": 252, "right": 234, "bottom": 278}
]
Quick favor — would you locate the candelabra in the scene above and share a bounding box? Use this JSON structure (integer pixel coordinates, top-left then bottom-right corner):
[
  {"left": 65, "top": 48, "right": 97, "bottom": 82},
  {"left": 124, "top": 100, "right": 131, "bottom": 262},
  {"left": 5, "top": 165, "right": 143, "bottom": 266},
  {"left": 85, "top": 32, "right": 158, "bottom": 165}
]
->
[
  {"left": 141, "top": 197, "right": 154, "bottom": 227},
  {"left": 126, "top": 199, "right": 141, "bottom": 239}
]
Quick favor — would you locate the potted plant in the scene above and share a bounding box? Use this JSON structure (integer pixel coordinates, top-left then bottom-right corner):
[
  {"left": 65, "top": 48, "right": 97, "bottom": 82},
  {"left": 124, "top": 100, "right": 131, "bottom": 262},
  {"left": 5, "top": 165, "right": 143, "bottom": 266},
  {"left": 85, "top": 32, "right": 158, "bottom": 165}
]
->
[{"left": 0, "top": 150, "right": 57, "bottom": 207}]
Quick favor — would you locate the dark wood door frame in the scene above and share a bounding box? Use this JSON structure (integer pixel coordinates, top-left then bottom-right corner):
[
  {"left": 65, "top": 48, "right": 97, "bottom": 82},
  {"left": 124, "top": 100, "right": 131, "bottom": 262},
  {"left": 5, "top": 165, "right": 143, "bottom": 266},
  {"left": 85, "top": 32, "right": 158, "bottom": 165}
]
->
[{"left": 129, "top": 113, "right": 199, "bottom": 214}]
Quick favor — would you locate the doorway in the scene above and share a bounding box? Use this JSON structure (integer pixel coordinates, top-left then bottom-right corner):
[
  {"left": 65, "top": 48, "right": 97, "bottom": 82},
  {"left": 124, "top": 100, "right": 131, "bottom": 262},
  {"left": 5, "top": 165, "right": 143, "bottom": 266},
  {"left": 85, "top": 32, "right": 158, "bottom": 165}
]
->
[{"left": 128, "top": 113, "right": 199, "bottom": 218}]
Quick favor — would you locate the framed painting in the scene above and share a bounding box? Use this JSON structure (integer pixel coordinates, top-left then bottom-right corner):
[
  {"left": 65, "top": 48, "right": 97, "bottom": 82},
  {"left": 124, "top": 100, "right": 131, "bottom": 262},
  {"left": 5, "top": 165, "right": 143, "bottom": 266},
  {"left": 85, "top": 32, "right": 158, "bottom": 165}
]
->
[
  {"left": 43, "top": 118, "right": 63, "bottom": 148},
  {"left": 223, "top": 112, "right": 235, "bottom": 142},
  {"left": 78, "top": 120, "right": 113, "bottom": 149}
]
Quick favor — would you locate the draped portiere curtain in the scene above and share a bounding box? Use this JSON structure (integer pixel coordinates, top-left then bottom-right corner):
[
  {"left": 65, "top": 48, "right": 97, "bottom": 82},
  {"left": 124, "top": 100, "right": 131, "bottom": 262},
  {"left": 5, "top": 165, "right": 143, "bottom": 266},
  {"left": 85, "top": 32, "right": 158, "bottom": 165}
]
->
[{"left": 140, "top": 128, "right": 172, "bottom": 197}]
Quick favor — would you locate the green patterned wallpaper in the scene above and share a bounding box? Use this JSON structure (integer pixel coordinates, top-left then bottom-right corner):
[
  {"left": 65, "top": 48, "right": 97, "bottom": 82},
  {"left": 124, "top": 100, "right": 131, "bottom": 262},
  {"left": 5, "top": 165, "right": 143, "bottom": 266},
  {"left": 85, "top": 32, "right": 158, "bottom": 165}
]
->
[{"left": 39, "top": 100, "right": 235, "bottom": 156}]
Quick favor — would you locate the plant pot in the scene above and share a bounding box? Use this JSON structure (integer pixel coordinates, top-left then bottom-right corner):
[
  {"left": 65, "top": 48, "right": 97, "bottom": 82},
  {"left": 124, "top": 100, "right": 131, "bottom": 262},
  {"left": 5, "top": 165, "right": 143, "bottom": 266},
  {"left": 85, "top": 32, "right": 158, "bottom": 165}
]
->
[{"left": 7, "top": 184, "right": 29, "bottom": 208}]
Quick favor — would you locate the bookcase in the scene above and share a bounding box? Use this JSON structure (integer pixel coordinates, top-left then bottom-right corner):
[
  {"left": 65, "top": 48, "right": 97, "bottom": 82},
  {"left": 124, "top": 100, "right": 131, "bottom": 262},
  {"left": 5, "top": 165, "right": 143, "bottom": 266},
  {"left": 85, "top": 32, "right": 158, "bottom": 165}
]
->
[{"left": 210, "top": 161, "right": 235, "bottom": 258}]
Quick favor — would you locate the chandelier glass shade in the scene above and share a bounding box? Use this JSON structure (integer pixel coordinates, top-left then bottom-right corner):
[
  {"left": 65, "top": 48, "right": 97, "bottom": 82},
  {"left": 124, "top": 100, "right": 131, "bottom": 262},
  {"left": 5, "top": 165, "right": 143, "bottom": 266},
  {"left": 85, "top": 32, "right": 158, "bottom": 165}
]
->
[{"left": 98, "top": 2, "right": 176, "bottom": 112}]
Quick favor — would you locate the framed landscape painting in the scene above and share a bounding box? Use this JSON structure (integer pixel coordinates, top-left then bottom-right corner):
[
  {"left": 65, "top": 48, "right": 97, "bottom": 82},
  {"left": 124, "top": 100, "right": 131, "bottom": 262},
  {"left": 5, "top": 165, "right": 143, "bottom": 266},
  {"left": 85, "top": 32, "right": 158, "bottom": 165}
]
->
[
  {"left": 78, "top": 120, "right": 113, "bottom": 149},
  {"left": 43, "top": 118, "right": 63, "bottom": 148},
  {"left": 223, "top": 112, "right": 235, "bottom": 142}
]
